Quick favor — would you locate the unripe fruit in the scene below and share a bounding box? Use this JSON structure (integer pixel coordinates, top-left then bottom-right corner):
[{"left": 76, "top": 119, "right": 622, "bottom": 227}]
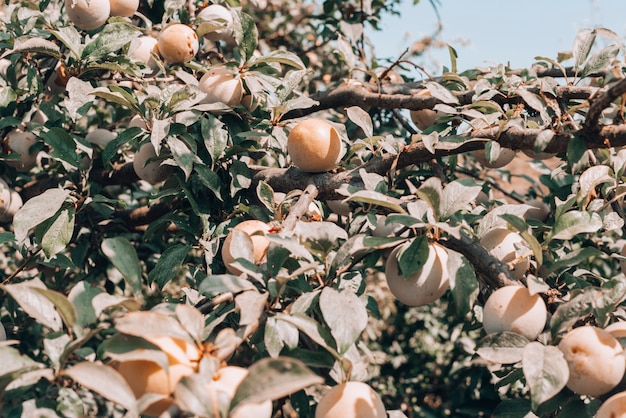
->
[
  {"left": 558, "top": 326, "right": 625, "bottom": 397},
  {"left": 133, "top": 142, "right": 174, "bottom": 184},
  {"left": 596, "top": 391, "right": 626, "bottom": 418},
  {"left": 65, "top": 0, "right": 110, "bottom": 31},
  {"left": 384, "top": 242, "right": 449, "bottom": 307},
  {"left": 221, "top": 220, "right": 271, "bottom": 275},
  {"left": 198, "top": 66, "right": 244, "bottom": 107},
  {"left": 473, "top": 147, "right": 517, "bottom": 168},
  {"left": 482, "top": 285, "right": 547, "bottom": 340},
  {"left": 157, "top": 24, "right": 199, "bottom": 64},
  {"left": 85, "top": 128, "right": 117, "bottom": 148},
  {"left": 206, "top": 366, "right": 272, "bottom": 418},
  {"left": 109, "top": 0, "right": 139, "bottom": 17},
  {"left": 128, "top": 36, "right": 159, "bottom": 73},
  {"left": 315, "top": 381, "right": 386, "bottom": 418},
  {"left": 480, "top": 229, "right": 530, "bottom": 280},
  {"left": 287, "top": 119, "right": 342, "bottom": 173},
  {"left": 197, "top": 4, "right": 234, "bottom": 41},
  {"left": 4, "top": 129, "right": 39, "bottom": 171}
]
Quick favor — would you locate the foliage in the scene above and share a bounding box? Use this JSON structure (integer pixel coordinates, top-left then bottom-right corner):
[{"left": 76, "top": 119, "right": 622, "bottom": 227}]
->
[{"left": 2, "top": 0, "right": 626, "bottom": 417}]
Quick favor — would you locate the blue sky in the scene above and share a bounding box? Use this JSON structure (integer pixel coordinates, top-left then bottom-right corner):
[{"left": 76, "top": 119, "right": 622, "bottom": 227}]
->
[{"left": 368, "top": 0, "right": 626, "bottom": 74}]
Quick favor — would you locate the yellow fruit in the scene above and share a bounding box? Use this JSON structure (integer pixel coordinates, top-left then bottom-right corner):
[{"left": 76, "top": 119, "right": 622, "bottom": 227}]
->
[
  {"left": 315, "top": 381, "right": 386, "bottom": 418},
  {"left": 0, "top": 190, "right": 23, "bottom": 223},
  {"left": 558, "top": 326, "right": 625, "bottom": 397},
  {"left": 157, "top": 24, "right": 199, "bottom": 64},
  {"left": 117, "top": 359, "right": 194, "bottom": 416},
  {"left": 198, "top": 66, "right": 244, "bottom": 107},
  {"left": 482, "top": 285, "right": 547, "bottom": 340},
  {"left": 221, "top": 220, "right": 271, "bottom": 275},
  {"left": 85, "top": 128, "right": 117, "bottom": 148},
  {"left": 145, "top": 336, "right": 202, "bottom": 367},
  {"left": 128, "top": 36, "right": 159, "bottom": 73},
  {"left": 4, "top": 129, "right": 39, "bottom": 171},
  {"left": 473, "top": 147, "right": 517, "bottom": 168},
  {"left": 409, "top": 89, "right": 439, "bottom": 131},
  {"left": 479, "top": 229, "right": 530, "bottom": 280},
  {"left": 206, "top": 366, "right": 273, "bottom": 418},
  {"left": 384, "top": 242, "right": 450, "bottom": 306},
  {"left": 287, "top": 119, "right": 342, "bottom": 173},
  {"left": 109, "top": 0, "right": 138, "bottom": 17},
  {"left": 132, "top": 142, "right": 174, "bottom": 184},
  {"left": 596, "top": 391, "right": 626, "bottom": 418},
  {"left": 197, "top": 4, "right": 234, "bottom": 41},
  {"left": 65, "top": 0, "right": 110, "bottom": 31}
]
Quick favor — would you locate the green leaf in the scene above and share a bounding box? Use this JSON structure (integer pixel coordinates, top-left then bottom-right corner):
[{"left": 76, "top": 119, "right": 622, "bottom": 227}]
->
[
  {"left": 476, "top": 332, "right": 530, "bottom": 364},
  {"left": 13, "top": 187, "right": 70, "bottom": 245},
  {"left": 62, "top": 362, "right": 137, "bottom": 414},
  {"left": 82, "top": 22, "right": 139, "bottom": 61},
  {"left": 546, "top": 247, "right": 604, "bottom": 274},
  {"left": 346, "top": 106, "right": 373, "bottom": 138},
  {"left": 32, "top": 287, "right": 77, "bottom": 330},
  {"left": 198, "top": 274, "right": 256, "bottom": 296},
  {"left": 148, "top": 244, "right": 191, "bottom": 289},
  {"left": 50, "top": 26, "right": 83, "bottom": 59},
  {"left": 40, "top": 127, "right": 83, "bottom": 168},
  {"left": 167, "top": 136, "right": 196, "bottom": 179},
  {"left": 397, "top": 235, "right": 429, "bottom": 278},
  {"left": 447, "top": 250, "right": 479, "bottom": 317},
  {"left": 319, "top": 288, "right": 368, "bottom": 355},
  {"left": 101, "top": 237, "right": 143, "bottom": 295},
  {"left": 547, "top": 210, "right": 602, "bottom": 241},
  {"left": 573, "top": 29, "right": 596, "bottom": 70},
  {"left": 6, "top": 36, "right": 62, "bottom": 59},
  {"left": 234, "top": 11, "right": 258, "bottom": 62},
  {"left": 201, "top": 114, "right": 228, "bottom": 165},
  {"left": 345, "top": 190, "right": 405, "bottom": 213},
  {"left": 440, "top": 178, "right": 482, "bottom": 219},
  {"left": 582, "top": 44, "right": 620, "bottom": 77},
  {"left": 194, "top": 165, "right": 224, "bottom": 201},
  {"left": 115, "top": 311, "right": 192, "bottom": 342},
  {"left": 492, "top": 399, "right": 536, "bottom": 418},
  {"left": 0, "top": 346, "right": 40, "bottom": 378},
  {"left": 566, "top": 135, "right": 588, "bottom": 173},
  {"left": 41, "top": 208, "right": 75, "bottom": 258},
  {"left": 230, "top": 357, "right": 324, "bottom": 411},
  {"left": 416, "top": 177, "right": 442, "bottom": 216},
  {"left": 522, "top": 342, "right": 569, "bottom": 411},
  {"left": 2, "top": 278, "right": 64, "bottom": 331},
  {"left": 550, "top": 288, "right": 599, "bottom": 338},
  {"left": 264, "top": 316, "right": 299, "bottom": 358},
  {"left": 251, "top": 49, "right": 305, "bottom": 70},
  {"left": 274, "top": 313, "right": 339, "bottom": 358}
]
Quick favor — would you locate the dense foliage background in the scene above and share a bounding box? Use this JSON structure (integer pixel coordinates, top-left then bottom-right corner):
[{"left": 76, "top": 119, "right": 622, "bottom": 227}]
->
[{"left": 2, "top": 0, "right": 626, "bottom": 417}]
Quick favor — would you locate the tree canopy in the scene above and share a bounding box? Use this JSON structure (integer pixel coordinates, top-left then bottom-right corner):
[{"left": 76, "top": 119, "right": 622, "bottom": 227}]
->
[{"left": 2, "top": 1, "right": 626, "bottom": 417}]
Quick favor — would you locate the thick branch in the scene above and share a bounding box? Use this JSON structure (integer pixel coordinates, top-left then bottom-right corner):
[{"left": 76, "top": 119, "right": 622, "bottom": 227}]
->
[{"left": 584, "top": 77, "right": 626, "bottom": 132}]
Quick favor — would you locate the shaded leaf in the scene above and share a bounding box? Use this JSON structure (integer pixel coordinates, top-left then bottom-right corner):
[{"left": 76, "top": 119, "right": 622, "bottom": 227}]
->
[
  {"left": 476, "top": 332, "right": 530, "bottom": 364},
  {"left": 101, "top": 237, "right": 143, "bottom": 295},
  {"left": 2, "top": 278, "right": 63, "bottom": 331},
  {"left": 148, "top": 244, "right": 191, "bottom": 289},
  {"left": 319, "top": 288, "right": 368, "bottom": 354}
]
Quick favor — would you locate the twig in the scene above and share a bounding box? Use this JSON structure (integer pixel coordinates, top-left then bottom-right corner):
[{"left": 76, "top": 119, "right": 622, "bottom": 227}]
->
[{"left": 282, "top": 184, "right": 319, "bottom": 231}]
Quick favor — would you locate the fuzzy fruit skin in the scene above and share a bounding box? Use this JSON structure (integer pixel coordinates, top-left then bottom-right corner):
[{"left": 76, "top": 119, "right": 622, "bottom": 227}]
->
[
  {"left": 384, "top": 243, "right": 449, "bottom": 307},
  {"left": 524, "top": 198, "right": 550, "bottom": 222},
  {"left": 133, "top": 142, "right": 174, "bottom": 184},
  {"left": 287, "top": 119, "right": 342, "bottom": 173},
  {"left": 558, "top": 326, "right": 626, "bottom": 397},
  {"left": 410, "top": 109, "right": 438, "bottom": 131},
  {"left": 197, "top": 4, "right": 234, "bottom": 41},
  {"left": 4, "top": 129, "right": 38, "bottom": 171},
  {"left": 596, "top": 391, "right": 626, "bottom": 418},
  {"left": 206, "top": 366, "right": 272, "bottom": 418},
  {"left": 109, "top": 0, "right": 138, "bottom": 17},
  {"left": 129, "top": 36, "right": 159, "bottom": 73},
  {"left": 198, "top": 66, "right": 244, "bottom": 107},
  {"left": 482, "top": 285, "right": 547, "bottom": 340},
  {"left": 157, "top": 24, "right": 199, "bottom": 64},
  {"left": 606, "top": 321, "right": 626, "bottom": 340},
  {"left": 473, "top": 147, "right": 517, "bottom": 168},
  {"left": 480, "top": 229, "right": 530, "bottom": 280},
  {"left": 85, "top": 128, "right": 117, "bottom": 148},
  {"left": 315, "top": 381, "right": 386, "bottom": 418},
  {"left": 221, "top": 220, "right": 271, "bottom": 275},
  {"left": 65, "top": 0, "right": 110, "bottom": 30}
]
